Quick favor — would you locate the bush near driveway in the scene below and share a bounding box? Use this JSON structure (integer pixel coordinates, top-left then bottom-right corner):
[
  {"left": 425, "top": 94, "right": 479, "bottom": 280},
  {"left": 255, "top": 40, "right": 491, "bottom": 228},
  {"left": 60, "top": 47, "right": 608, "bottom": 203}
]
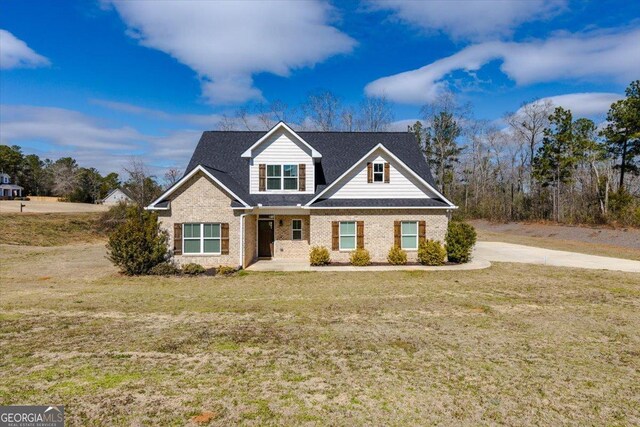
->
[
  {"left": 106, "top": 206, "right": 168, "bottom": 275},
  {"left": 445, "top": 221, "right": 477, "bottom": 263},
  {"left": 418, "top": 239, "right": 446, "bottom": 266}
]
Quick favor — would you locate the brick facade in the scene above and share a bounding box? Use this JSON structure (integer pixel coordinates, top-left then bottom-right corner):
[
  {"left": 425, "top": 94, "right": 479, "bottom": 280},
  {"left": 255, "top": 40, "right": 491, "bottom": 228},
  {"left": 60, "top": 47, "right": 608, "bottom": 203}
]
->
[
  {"left": 159, "top": 172, "right": 449, "bottom": 267},
  {"left": 158, "top": 172, "right": 244, "bottom": 267},
  {"left": 309, "top": 209, "right": 448, "bottom": 263}
]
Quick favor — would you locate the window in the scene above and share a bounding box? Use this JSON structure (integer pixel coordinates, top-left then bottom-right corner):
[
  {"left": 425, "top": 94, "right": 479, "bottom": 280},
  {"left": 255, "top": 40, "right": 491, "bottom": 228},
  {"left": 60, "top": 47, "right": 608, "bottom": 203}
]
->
[
  {"left": 267, "top": 165, "right": 281, "bottom": 190},
  {"left": 292, "top": 219, "right": 302, "bottom": 240},
  {"left": 373, "top": 162, "right": 384, "bottom": 182},
  {"left": 183, "top": 223, "right": 221, "bottom": 254},
  {"left": 401, "top": 221, "right": 418, "bottom": 250},
  {"left": 339, "top": 221, "right": 356, "bottom": 250},
  {"left": 266, "top": 164, "right": 298, "bottom": 190}
]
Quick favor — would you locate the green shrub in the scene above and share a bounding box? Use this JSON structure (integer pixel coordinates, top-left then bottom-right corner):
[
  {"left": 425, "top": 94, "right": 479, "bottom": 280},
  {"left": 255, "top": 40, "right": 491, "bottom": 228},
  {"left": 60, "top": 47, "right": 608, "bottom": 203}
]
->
[
  {"left": 182, "top": 263, "right": 206, "bottom": 275},
  {"left": 106, "top": 206, "right": 168, "bottom": 275},
  {"left": 149, "top": 262, "right": 179, "bottom": 276},
  {"left": 387, "top": 246, "right": 407, "bottom": 265},
  {"left": 417, "top": 239, "right": 446, "bottom": 266},
  {"left": 445, "top": 221, "right": 477, "bottom": 264},
  {"left": 309, "top": 246, "right": 331, "bottom": 266},
  {"left": 216, "top": 265, "right": 237, "bottom": 276},
  {"left": 96, "top": 201, "right": 129, "bottom": 233},
  {"left": 350, "top": 248, "right": 371, "bottom": 266}
]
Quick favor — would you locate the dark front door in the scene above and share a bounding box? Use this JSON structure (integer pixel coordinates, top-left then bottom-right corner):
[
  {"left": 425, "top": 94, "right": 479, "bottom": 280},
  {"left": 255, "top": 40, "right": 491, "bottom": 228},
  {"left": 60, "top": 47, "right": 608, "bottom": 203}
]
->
[{"left": 258, "top": 220, "right": 274, "bottom": 258}]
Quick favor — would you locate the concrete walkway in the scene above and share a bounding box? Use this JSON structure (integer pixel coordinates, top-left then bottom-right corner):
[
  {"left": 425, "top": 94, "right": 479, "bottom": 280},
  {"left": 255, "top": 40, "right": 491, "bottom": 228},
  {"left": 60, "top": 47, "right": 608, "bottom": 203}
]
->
[
  {"left": 474, "top": 241, "right": 640, "bottom": 273},
  {"left": 247, "top": 258, "right": 491, "bottom": 272}
]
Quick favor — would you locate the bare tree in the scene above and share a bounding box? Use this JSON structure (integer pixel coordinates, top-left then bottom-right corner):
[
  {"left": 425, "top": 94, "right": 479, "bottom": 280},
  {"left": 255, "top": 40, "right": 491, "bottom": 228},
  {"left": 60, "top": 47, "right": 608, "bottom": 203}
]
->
[
  {"left": 302, "top": 90, "right": 341, "bottom": 131},
  {"left": 216, "top": 114, "right": 236, "bottom": 131},
  {"left": 163, "top": 167, "right": 182, "bottom": 189},
  {"left": 122, "top": 158, "right": 162, "bottom": 206},
  {"left": 235, "top": 107, "right": 253, "bottom": 130},
  {"left": 341, "top": 106, "right": 357, "bottom": 131},
  {"left": 51, "top": 157, "right": 79, "bottom": 199},
  {"left": 358, "top": 96, "right": 394, "bottom": 131}
]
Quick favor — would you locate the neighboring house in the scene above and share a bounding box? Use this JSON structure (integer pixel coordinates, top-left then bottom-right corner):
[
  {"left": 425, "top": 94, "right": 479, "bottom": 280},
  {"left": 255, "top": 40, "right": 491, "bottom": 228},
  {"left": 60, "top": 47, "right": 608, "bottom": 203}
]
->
[
  {"left": 0, "top": 173, "right": 24, "bottom": 199},
  {"left": 101, "top": 188, "right": 133, "bottom": 205},
  {"left": 147, "top": 122, "right": 457, "bottom": 268}
]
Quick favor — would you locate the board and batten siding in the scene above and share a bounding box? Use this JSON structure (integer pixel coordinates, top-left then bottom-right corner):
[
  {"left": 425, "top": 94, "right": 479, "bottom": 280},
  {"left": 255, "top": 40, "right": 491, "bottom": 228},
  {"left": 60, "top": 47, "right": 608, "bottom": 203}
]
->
[
  {"left": 249, "top": 129, "right": 315, "bottom": 194},
  {"left": 323, "top": 153, "right": 439, "bottom": 199}
]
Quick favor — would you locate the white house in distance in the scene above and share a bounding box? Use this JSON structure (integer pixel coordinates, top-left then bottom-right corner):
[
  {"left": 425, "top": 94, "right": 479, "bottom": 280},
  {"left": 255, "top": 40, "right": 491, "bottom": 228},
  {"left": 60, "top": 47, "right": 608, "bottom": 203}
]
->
[
  {"left": 0, "top": 173, "right": 23, "bottom": 199},
  {"left": 101, "top": 188, "right": 133, "bottom": 205}
]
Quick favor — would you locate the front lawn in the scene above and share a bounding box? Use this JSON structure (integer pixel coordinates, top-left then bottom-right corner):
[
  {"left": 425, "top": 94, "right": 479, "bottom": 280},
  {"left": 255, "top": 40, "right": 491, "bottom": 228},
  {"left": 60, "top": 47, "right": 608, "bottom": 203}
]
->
[{"left": 0, "top": 243, "right": 638, "bottom": 425}]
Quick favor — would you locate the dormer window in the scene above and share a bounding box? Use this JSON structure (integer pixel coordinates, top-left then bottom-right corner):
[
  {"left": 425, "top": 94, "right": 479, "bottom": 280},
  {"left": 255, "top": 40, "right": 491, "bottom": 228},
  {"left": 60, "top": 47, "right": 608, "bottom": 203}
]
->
[
  {"left": 266, "top": 164, "right": 298, "bottom": 191},
  {"left": 373, "top": 162, "right": 384, "bottom": 182}
]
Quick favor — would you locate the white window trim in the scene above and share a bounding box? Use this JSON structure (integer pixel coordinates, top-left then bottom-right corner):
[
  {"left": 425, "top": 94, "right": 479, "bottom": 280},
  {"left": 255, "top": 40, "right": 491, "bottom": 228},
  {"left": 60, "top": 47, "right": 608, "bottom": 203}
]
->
[
  {"left": 266, "top": 164, "right": 299, "bottom": 192},
  {"left": 183, "top": 223, "right": 222, "bottom": 255},
  {"left": 372, "top": 162, "right": 385, "bottom": 183},
  {"left": 401, "top": 221, "right": 419, "bottom": 251},
  {"left": 292, "top": 219, "right": 303, "bottom": 240},
  {"left": 339, "top": 221, "right": 357, "bottom": 251}
]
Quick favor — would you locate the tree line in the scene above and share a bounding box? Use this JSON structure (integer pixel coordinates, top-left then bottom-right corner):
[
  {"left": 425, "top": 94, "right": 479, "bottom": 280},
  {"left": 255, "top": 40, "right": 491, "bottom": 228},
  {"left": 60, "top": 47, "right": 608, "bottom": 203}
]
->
[{"left": 0, "top": 148, "right": 171, "bottom": 206}]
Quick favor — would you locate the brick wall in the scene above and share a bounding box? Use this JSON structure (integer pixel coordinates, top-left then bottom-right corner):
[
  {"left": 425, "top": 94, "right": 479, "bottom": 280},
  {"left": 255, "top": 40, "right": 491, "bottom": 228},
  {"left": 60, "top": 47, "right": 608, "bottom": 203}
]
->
[
  {"left": 244, "top": 214, "right": 257, "bottom": 267},
  {"left": 273, "top": 215, "right": 310, "bottom": 259},
  {"left": 158, "top": 172, "right": 243, "bottom": 268},
  {"left": 309, "top": 209, "right": 449, "bottom": 263}
]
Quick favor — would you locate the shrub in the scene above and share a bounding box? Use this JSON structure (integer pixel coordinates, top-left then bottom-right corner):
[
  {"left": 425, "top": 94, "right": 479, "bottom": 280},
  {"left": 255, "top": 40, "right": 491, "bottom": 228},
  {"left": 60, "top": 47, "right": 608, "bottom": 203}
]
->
[
  {"left": 182, "top": 263, "right": 206, "bottom": 275},
  {"left": 309, "top": 246, "right": 331, "bottom": 266},
  {"left": 149, "top": 262, "right": 179, "bottom": 276},
  {"left": 216, "top": 265, "right": 237, "bottom": 276},
  {"left": 387, "top": 246, "right": 407, "bottom": 265},
  {"left": 418, "top": 239, "right": 446, "bottom": 266},
  {"left": 350, "top": 248, "right": 371, "bottom": 266},
  {"left": 106, "top": 206, "right": 168, "bottom": 275},
  {"left": 445, "top": 221, "right": 477, "bottom": 264},
  {"left": 96, "top": 201, "right": 129, "bottom": 233}
]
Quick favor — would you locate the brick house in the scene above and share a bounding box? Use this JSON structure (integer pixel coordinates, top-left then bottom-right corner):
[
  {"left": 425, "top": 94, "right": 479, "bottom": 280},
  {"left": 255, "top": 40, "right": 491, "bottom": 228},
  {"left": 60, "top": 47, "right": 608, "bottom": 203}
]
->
[{"left": 146, "top": 122, "right": 457, "bottom": 268}]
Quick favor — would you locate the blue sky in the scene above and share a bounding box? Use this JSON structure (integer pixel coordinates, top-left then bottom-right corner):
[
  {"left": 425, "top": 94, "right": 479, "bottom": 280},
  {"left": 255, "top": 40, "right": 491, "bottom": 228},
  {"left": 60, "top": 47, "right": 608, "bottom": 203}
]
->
[{"left": 1, "top": 0, "right": 638, "bottom": 174}]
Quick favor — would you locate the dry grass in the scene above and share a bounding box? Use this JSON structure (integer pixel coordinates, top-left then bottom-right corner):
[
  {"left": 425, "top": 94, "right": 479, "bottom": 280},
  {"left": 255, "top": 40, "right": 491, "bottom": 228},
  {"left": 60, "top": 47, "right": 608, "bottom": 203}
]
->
[
  {"left": 0, "top": 213, "right": 104, "bottom": 246},
  {"left": 1, "top": 242, "right": 639, "bottom": 426}
]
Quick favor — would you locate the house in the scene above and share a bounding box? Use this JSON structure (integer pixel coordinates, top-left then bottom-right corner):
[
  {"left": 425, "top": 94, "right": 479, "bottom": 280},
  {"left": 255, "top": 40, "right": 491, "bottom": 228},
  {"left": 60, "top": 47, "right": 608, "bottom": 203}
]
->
[
  {"left": 101, "top": 188, "right": 133, "bottom": 205},
  {"left": 146, "top": 122, "right": 457, "bottom": 268},
  {"left": 0, "top": 173, "right": 24, "bottom": 199}
]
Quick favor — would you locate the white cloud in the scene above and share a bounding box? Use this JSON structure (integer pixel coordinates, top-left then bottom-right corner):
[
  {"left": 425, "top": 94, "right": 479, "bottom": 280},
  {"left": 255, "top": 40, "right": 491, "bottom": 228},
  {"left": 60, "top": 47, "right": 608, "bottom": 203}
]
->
[
  {"left": 367, "top": 0, "right": 566, "bottom": 41},
  {"left": 521, "top": 93, "right": 623, "bottom": 118},
  {"left": 105, "top": 0, "right": 356, "bottom": 104},
  {"left": 0, "top": 29, "right": 50, "bottom": 69},
  {"left": 365, "top": 27, "right": 640, "bottom": 104},
  {"left": 0, "top": 105, "right": 201, "bottom": 174}
]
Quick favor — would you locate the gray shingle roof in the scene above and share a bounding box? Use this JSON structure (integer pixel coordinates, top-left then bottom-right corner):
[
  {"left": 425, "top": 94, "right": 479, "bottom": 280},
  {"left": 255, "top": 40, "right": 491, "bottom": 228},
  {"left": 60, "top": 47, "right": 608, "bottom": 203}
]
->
[{"left": 161, "top": 129, "right": 446, "bottom": 208}]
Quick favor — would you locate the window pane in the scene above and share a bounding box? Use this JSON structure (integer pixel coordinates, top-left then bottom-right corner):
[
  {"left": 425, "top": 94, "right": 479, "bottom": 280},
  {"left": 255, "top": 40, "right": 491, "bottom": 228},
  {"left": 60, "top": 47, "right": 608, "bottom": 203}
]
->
[
  {"left": 374, "top": 172, "right": 383, "bottom": 182},
  {"left": 203, "top": 223, "right": 220, "bottom": 238},
  {"left": 340, "top": 236, "right": 356, "bottom": 249},
  {"left": 402, "top": 221, "right": 417, "bottom": 235},
  {"left": 267, "top": 165, "right": 281, "bottom": 177},
  {"left": 203, "top": 239, "right": 220, "bottom": 253},
  {"left": 267, "top": 178, "right": 281, "bottom": 190},
  {"left": 183, "top": 224, "right": 193, "bottom": 238},
  {"left": 293, "top": 230, "right": 302, "bottom": 240},
  {"left": 402, "top": 236, "right": 417, "bottom": 249},
  {"left": 292, "top": 220, "right": 302, "bottom": 230},
  {"left": 185, "top": 223, "right": 200, "bottom": 238},
  {"left": 340, "top": 221, "right": 355, "bottom": 235},
  {"left": 184, "top": 239, "right": 200, "bottom": 253},
  {"left": 374, "top": 163, "right": 384, "bottom": 172},
  {"left": 283, "top": 164, "right": 297, "bottom": 177},
  {"left": 283, "top": 177, "right": 297, "bottom": 190}
]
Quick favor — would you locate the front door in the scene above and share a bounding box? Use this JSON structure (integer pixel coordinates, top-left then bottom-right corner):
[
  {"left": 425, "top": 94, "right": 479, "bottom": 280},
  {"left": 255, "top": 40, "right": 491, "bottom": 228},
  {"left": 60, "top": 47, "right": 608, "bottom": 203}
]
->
[{"left": 258, "top": 220, "right": 274, "bottom": 258}]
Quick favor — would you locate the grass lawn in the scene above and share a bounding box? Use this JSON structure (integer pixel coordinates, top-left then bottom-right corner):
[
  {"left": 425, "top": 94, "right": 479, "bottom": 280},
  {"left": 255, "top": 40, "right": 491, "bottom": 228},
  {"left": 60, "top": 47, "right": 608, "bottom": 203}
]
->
[
  {"left": 0, "top": 213, "right": 104, "bottom": 246},
  {"left": 1, "top": 241, "right": 639, "bottom": 425}
]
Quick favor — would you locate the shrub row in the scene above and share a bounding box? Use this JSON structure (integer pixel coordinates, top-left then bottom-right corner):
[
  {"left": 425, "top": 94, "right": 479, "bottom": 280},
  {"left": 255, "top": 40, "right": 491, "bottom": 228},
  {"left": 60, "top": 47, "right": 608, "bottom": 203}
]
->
[{"left": 149, "top": 262, "right": 238, "bottom": 276}]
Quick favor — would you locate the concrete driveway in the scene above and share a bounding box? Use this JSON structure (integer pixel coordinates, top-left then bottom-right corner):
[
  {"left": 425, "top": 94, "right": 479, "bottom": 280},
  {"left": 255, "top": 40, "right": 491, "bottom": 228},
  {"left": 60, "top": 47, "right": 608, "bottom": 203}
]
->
[{"left": 475, "top": 242, "right": 640, "bottom": 273}]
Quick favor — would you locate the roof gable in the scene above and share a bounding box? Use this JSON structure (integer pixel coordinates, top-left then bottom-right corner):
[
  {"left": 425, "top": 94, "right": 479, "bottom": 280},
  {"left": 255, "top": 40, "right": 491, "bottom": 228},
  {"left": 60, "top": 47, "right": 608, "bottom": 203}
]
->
[{"left": 241, "top": 122, "right": 321, "bottom": 158}]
